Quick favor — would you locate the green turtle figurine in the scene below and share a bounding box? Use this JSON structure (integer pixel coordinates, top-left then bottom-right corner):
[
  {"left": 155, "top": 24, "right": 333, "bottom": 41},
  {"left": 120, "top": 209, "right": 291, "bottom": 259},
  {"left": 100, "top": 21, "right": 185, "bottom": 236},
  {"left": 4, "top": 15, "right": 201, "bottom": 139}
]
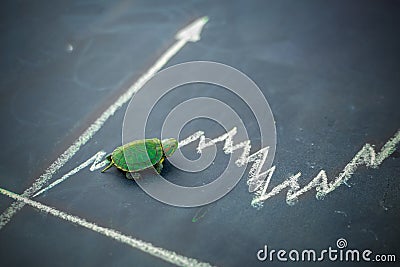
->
[{"left": 101, "top": 138, "right": 178, "bottom": 180}]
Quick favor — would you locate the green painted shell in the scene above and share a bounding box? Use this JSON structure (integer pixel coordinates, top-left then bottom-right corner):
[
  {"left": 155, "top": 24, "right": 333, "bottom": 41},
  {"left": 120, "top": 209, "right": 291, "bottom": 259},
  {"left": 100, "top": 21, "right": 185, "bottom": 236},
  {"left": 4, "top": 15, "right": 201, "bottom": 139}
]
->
[{"left": 111, "top": 138, "right": 163, "bottom": 172}]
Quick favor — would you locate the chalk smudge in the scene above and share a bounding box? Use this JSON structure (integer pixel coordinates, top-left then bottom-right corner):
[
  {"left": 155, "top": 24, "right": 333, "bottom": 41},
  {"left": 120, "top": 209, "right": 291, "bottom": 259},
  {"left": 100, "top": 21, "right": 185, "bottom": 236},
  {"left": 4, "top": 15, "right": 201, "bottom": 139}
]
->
[
  {"left": 192, "top": 207, "right": 209, "bottom": 223},
  {"left": 334, "top": 210, "right": 348, "bottom": 217}
]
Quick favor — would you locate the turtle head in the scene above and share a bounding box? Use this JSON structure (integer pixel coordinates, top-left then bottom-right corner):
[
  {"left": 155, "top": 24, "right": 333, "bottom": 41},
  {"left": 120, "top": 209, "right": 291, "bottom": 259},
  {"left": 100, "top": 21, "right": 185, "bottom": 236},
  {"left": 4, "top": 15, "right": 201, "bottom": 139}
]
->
[{"left": 161, "top": 138, "right": 178, "bottom": 157}]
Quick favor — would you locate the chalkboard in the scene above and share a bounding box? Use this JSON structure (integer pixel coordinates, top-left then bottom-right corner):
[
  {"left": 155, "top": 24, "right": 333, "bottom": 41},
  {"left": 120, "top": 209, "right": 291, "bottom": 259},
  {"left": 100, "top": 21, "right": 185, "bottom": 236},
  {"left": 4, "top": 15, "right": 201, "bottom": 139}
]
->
[{"left": 0, "top": 1, "right": 399, "bottom": 266}]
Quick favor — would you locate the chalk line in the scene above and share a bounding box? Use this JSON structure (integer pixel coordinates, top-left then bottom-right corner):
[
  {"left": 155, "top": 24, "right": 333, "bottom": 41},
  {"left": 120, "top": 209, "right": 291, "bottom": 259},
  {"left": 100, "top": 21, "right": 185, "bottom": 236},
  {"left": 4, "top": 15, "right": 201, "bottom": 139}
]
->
[
  {"left": 251, "top": 129, "right": 400, "bottom": 207},
  {"left": 32, "top": 151, "right": 108, "bottom": 198},
  {"left": 246, "top": 147, "right": 272, "bottom": 193},
  {"left": 177, "top": 127, "right": 278, "bottom": 195},
  {"left": 179, "top": 127, "right": 252, "bottom": 167},
  {"left": 0, "top": 188, "right": 214, "bottom": 267},
  {"left": 178, "top": 131, "right": 204, "bottom": 148},
  {"left": 0, "top": 16, "right": 209, "bottom": 229}
]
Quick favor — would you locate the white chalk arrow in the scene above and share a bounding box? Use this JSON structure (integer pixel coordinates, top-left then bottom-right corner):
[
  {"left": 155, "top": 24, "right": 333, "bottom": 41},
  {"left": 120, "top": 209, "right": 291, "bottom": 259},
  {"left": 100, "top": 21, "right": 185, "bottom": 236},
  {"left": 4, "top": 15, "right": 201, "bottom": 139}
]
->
[
  {"left": 176, "top": 16, "right": 209, "bottom": 42},
  {"left": 0, "top": 16, "right": 209, "bottom": 229}
]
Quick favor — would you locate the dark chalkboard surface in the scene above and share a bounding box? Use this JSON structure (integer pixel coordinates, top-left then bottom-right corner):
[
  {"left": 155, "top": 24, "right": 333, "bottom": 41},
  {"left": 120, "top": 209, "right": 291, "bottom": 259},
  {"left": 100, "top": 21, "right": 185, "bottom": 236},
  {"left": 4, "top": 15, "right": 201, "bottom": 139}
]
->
[{"left": 0, "top": 1, "right": 399, "bottom": 266}]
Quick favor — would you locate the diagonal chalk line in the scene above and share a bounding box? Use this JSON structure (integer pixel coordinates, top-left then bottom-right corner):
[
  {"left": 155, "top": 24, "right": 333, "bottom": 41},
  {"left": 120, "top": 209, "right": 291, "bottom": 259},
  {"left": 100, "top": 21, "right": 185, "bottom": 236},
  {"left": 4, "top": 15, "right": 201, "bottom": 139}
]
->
[
  {"left": 0, "top": 188, "right": 214, "bottom": 267},
  {"left": 32, "top": 151, "right": 108, "bottom": 198},
  {"left": 0, "top": 17, "right": 209, "bottom": 230}
]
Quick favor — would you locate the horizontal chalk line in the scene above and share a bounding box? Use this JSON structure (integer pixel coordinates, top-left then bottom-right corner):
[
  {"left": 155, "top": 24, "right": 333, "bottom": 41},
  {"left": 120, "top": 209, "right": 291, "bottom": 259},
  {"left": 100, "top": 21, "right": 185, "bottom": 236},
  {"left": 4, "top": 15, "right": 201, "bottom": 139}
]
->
[{"left": 0, "top": 188, "right": 214, "bottom": 267}]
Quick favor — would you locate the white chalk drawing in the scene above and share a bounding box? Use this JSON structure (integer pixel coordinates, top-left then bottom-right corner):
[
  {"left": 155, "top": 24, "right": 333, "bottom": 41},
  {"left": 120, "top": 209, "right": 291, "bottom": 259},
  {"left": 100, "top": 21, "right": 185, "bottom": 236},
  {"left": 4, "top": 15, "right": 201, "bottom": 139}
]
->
[
  {"left": 32, "top": 151, "right": 108, "bottom": 198},
  {"left": 29, "top": 127, "right": 400, "bottom": 210},
  {"left": 0, "top": 16, "right": 209, "bottom": 229},
  {"left": 179, "top": 127, "right": 400, "bottom": 208},
  {"left": 0, "top": 188, "right": 213, "bottom": 267},
  {"left": 194, "top": 127, "right": 251, "bottom": 167},
  {"left": 250, "top": 130, "right": 400, "bottom": 208}
]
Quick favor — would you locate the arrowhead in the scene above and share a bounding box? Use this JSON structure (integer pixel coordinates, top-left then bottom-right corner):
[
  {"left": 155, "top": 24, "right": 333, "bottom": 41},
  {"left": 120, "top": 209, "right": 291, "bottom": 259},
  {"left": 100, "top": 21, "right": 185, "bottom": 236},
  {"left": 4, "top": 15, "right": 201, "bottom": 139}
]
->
[{"left": 175, "top": 16, "right": 209, "bottom": 42}]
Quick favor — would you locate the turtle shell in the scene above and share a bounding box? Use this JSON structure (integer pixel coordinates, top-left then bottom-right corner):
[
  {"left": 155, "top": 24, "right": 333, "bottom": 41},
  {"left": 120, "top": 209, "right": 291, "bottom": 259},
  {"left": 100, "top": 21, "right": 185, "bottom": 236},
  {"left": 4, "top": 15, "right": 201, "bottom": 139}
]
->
[{"left": 111, "top": 138, "right": 163, "bottom": 172}]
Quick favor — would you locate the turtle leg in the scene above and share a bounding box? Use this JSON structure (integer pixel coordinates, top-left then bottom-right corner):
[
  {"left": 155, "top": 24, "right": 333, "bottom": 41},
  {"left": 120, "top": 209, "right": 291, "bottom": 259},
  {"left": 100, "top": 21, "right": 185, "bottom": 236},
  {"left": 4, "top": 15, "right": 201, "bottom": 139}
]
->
[
  {"left": 101, "top": 157, "right": 114, "bottom": 173},
  {"left": 154, "top": 161, "right": 164, "bottom": 174},
  {"left": 126, "top": 172, "right": 141, "bottom": 180}
]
